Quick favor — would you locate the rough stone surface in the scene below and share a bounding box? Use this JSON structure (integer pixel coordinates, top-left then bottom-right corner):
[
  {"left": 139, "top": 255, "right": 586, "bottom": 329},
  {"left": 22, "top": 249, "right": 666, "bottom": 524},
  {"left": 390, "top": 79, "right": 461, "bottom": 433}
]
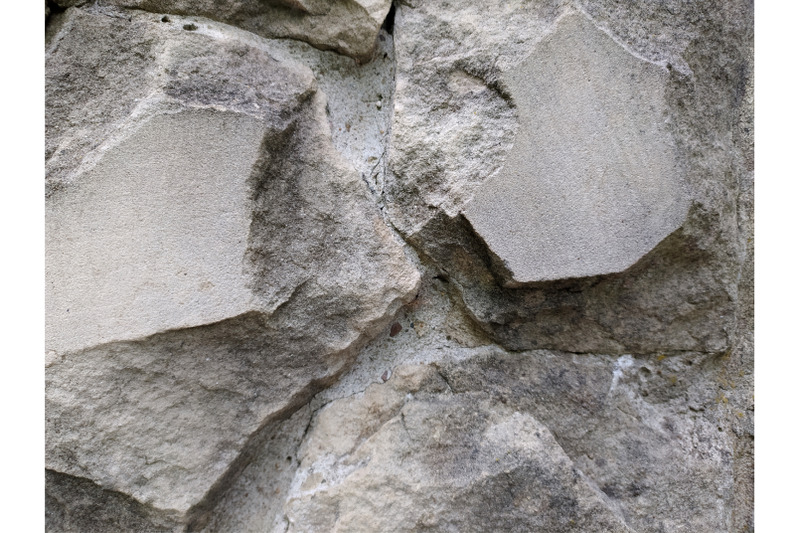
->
[
  {"left": 262, "top": 28, "right": 396, "bottom": 200},
  {"left": 281, "top": 365, "right": 630, "bottom": 532},
  {"left": 386, "top": 0, "right": 752, "bottom": 355},
  {"left": 45, "top": 0, "right": 753, "bottom": 531},
  {"left": 45, "top": 6, "right": 419, "bottom": 530},
  {"left": 199, "top": 407, "right": 313, "bottom": 533},
  {"left": 64, "top": 0, "right": 393, "bottom": 62},
  {"left": 276, "top": 351, "right": 734, "bottom": 532},
  {"left": 46, "top": 469, "right": 181, "bottom": 532},
  {"left": 463, "top": 13, "right": 688, "bottom": 283},
  {"left": 436, "top": 350, "right": 736, "bottom": 532}
]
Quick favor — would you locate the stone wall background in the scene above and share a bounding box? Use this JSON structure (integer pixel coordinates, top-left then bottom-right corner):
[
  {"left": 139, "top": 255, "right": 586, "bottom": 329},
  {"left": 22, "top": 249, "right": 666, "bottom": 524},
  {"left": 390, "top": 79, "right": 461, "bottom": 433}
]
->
[{"left": 45, "top": 1, "right": 753, "bottom": 531}]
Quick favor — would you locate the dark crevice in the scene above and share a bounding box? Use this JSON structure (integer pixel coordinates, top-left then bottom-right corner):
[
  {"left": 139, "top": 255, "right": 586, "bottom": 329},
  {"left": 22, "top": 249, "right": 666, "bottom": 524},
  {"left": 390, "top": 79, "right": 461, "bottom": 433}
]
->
[
  {"left": 381, "top": 2, "right": 396, "bottom": 35},
  {"left": 45, "top": 0, "right": 65, "bottom": 18},
  {"left": 185, "top": 375, "right": 338, "bottom": 532},
  {"left": 45, "top": 0, "right": 67, "bottom": 30}
]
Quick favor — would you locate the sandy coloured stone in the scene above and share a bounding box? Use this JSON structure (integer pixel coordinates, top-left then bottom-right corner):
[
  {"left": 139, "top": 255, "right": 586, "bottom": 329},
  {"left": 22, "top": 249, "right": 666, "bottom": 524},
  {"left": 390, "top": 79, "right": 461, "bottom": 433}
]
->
[{"left": 46, "top": 109, "right": 262, "bottom": 354}]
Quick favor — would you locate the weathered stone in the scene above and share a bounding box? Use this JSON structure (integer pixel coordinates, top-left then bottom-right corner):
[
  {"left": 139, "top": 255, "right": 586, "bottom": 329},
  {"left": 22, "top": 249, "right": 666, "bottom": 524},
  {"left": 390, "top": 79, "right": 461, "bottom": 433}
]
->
[
  {"left": 437, "top": 350, "right": 736, "bottom": 532},
  {"left": 279, "top": 365, "right": 631, "bottom": 532},
  {"left": 386, "top": 1, "right": 562, "bottom": 236},
  {"left": 198, "top": 407, "right": 313, "bottom": 533},
  {"left": 46, "top": 469, "right": 181, "bottom": 533},
  {"left": 45, "top": 7, "right": 419, "bottom": 529},
  {"left": 47, "top": 109, "right": 267, "bottom": 354},
  {"left": 463, "top": 13, "right": 688, "bottom": 283},
  {"left": 261, "top": 27, "right": 396, "bottom": 201},
  {"left": 64, "top": 0, "right": 393, "bottom": 62},
  {"left": 386, "top": 1, "right": 752, "bottom": 354},
  {"left": 274, "top": 350, "right": 736, "bottom": 532},
  {"left": 44, "top": 0, "right": 753, "bottom": 530}
]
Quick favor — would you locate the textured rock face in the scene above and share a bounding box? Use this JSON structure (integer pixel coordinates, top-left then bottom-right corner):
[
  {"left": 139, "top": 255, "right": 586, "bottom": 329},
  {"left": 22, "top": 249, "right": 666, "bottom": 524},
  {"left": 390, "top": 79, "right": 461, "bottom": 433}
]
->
[
  {"left": 54, "top": 0, "right": 393, "bottom": 62},
  {"left": 279, "top": 354, "right": 734, "bottom": 532},
  {"left": 45, "top": 1, "right": 753, "bottom": 532},
  {"left": 282, "top": 365, "right": 633, "bottom": 532},
  {"left": 388, "top": 0, "right": 750, "bottom": 355},
  {"left": 46, "top": 6, "right": 419, "bottom": 529}
]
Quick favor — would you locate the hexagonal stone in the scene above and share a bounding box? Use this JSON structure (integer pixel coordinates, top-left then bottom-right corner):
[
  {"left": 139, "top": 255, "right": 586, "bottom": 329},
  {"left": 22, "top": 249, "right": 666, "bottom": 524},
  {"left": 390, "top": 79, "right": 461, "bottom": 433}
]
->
[{"left": 463, "top": 13, "right": 689, "bottom": 283}]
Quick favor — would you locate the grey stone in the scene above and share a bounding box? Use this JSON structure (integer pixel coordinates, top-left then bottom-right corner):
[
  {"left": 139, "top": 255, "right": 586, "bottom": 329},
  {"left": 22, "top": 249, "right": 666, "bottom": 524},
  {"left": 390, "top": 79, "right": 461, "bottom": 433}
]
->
[
  {"left": 44, "top": 0, "right": 753, "bottom": 530},
  {"left": 261, "top": 28, "right": 396, "bottom": 202},
  {"left": 271, "top": 350, "right": 738, "bottom": 532},
  {"left": 212, "top": 267, "right": 749, "bottom": 532},
  {"left": 45, "top": 7, "right": 419, "bottom": 530},
  {"left": 68, "top": 0, "right": 393, "bottom": 62},
  {"left": 47, "top": 109, "right": 265, "bottom": 354},
  {"left": 198, "top": 407, "right": 313, "bottom": 533},
  {"left": 437, "top": 350, "right": 736, "bottom": 532},
  {"left": 279, "top": 365, "right": 632, "bottom": 532},
  {"left": 46, "top": 469, "right": 182, "bottom": 532},
  {"left": 463, "top": 13, "right": 688, "bottom": 283},
  {"left": 385, "top": 0, "right": 563, "bottom": 236},
  {"left": 386, "top": 1, "right": 752, "bottom": 354}
]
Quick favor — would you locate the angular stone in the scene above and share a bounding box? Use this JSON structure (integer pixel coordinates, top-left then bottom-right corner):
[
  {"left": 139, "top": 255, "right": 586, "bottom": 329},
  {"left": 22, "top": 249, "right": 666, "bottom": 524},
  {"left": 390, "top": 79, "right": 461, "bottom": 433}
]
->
[
  {"left": 279, "top": 365, "right": 631, "bottom": 532},
  {"left": 386, "top": 2, "right": 751, "bottom": 354},
  {"left": 45, "top": 7, "right": 419, "bottom": 529},
  {"left": 46, "top": 469, "right": 182, "bottom": 533},
  {"left": 43, "top": 0, "right": 753, "bottom": 530},
  {"left": 47, "top": 109, "right": 265, "bottom": 354},
  {"left": 274, "top": 351, "right": 735, "bottom": 532},
  {"left": 385, "top": 0, "right": 560, "bottom": 236},
  {"left": 67, "top": 0, "right": 393, "bottom": 62},
  {"left": 463, "top": 13, "right": 688, "bottom": 283},
  {"left": 261, "top": 27, "right": 396, "bottom": 201},
  {"left": 198, "top": 407, "right": 312, "bottom": 533},
  {"left": 437, "top": 350, "right": 736, "bottom": 532}
]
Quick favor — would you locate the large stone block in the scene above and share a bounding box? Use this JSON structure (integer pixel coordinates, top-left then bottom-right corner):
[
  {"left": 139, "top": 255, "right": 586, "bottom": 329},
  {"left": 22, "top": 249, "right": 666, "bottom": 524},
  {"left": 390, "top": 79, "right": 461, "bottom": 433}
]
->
[
  {"left": 45, "top": 7, "right": 419, "bottom": 529},
  {"left": 386, "top": 2, "right": 751, "bottom": 354},
  {"left": 47, "top": 109, "right": 264, "bottom": 354},
  {"left": 463, "top": 13, "right": 688, "bottom": 283},
  {"left": 279, "top": 365, "right": 632, "bottom": 532},
  {"left": 276, "top": 353, "right": 735, "bottom": 531},
  {"left": 436, "top": 350, "right": 736, "bottom": 532}
]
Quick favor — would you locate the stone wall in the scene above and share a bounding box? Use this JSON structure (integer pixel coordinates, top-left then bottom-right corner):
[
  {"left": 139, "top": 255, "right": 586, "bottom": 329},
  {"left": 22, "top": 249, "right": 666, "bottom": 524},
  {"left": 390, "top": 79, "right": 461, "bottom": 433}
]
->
[{"left": 45, "top": 1, "right": 754, "bottom": 531}]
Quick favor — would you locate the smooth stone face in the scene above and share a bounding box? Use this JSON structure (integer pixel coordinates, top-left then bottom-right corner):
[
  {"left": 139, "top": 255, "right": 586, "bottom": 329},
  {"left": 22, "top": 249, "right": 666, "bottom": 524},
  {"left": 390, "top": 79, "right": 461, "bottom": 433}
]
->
[
  {"left": 384, "top": 1, "right": 741, "bottom": 354},
  {"left": 463, "top": 13, "right": 689, "bottom": 283},
  {"left": 46, "top": 109, "right": 261, "bottom": 354}
]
